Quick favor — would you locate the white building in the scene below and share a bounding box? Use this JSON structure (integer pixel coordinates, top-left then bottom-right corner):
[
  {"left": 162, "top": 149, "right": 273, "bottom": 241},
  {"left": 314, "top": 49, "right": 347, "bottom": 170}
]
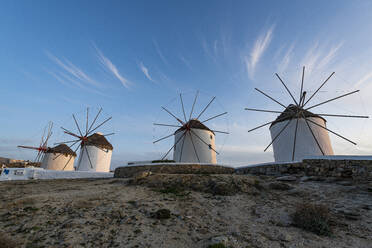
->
[
  {"left": 41, "top": 144, "right": 76, "bottom": 171},
  {"left": 173, "top": 119, "right": 217, "bottom": 164},
  {"left": 76, "top": 132, "right": 113, "bottom": 172},
  {"left": 270, "top": 105, "right": 334, "bottom": 162}
]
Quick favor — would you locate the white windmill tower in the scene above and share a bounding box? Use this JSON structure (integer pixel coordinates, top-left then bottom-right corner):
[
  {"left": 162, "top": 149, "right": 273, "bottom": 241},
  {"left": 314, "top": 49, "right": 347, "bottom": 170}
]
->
[
  {"left": 41, "top": 144, "right": 77, "bottom": 171},
  {"left": 154, "top": 91, "right": 229, "bottom": 164},
  {"left": 245, "top": 66, "right": 369, "bottom": 162},
  {"left": 18, "top": 121, "right": 53, "bottom": 165},
  {"left": 58, "top": 108, "right": 114, "bottom": 172}
]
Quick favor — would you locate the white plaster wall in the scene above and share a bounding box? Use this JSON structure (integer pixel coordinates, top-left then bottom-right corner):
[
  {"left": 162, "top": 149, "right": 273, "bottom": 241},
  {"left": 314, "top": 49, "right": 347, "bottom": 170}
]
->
[
  {"left": 76, "top": 145, "right": 112, "bottom": 172},
  {"left": 41, "top": 153, "right": 75, "bottom": 171},
  {"left": 173, "top": 128, "right": 217, "bottom": 164},
  {"left": 270, "top": 117, "right": 334, "bottom": 162}
]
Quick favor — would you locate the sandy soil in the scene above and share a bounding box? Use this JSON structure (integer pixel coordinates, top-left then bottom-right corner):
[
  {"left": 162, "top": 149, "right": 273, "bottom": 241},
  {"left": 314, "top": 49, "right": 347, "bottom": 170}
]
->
[{"left": 0, "top": 174, "right": 371, "bottom": 248}]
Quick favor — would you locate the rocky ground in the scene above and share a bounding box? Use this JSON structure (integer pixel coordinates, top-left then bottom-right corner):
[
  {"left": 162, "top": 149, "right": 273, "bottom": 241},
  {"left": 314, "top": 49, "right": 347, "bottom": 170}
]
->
[{"left": 0, "top": 173, "right": 371, "bottom": 248}]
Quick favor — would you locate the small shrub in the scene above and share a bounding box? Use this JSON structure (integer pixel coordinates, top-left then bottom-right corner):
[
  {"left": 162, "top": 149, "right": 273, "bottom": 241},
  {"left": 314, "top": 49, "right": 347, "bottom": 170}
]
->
[
  {"left": 151, "top": 209, "right": 171, "bottom": 219},
  {"left": 292, "top": 202, "right": 332, "bottom": 236}
]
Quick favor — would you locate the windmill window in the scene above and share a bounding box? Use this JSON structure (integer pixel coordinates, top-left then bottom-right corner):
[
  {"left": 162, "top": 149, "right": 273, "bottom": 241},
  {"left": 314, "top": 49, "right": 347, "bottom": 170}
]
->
[
  {"left": 210, "top": 135, "right": 213, "bottom": 140},
  {"left": 208, "top": 144, "right": 212, "bottom": 149}
]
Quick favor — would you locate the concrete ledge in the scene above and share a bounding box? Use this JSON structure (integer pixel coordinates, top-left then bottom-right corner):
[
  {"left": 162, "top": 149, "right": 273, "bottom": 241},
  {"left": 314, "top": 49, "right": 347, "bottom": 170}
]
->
[{"left": 114, "top": 163, "right": 234, "bottom": 178}]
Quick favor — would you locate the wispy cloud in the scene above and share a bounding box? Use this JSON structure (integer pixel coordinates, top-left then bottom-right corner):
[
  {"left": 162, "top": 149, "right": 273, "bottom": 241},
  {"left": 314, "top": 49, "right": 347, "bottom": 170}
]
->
[
  {"left": 355, "top": 71, "right": 372, "bottom": 89},
  {"left": 301, "top": 42, "right": 343, "bottom": 74},
  {"left": 46, "top": 51, "right": 101, "bottom": 88},
  {"left": 93, "top": 44, "right": 131, "bottom": 88},
  {"left": 277, "top": 43, "right": 295, "bottom": 73},
  {"left": 179, "top": 55, "right": 192, "bottom": 70},
  {"left": 201, "top": 38, "right": 217, "bottom": 63},
  {"left": 139, "top": 62, "right": 155, "bottom": 82},
  {"left": 153, "top": 39, "right": 168, "bottom": 66},
  {"left": 244, "top": 25, "right": 275, "bottom": 79}
]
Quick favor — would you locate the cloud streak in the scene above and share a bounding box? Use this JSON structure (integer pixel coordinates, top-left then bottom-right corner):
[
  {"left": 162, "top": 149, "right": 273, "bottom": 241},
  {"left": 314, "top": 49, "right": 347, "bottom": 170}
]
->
[
  {"left": 153, "top": 39, "right": 168, "bottom": 66},
  {"left": 46, "top": 51, "right": 101, "bottom": 88},
  {"left": 93, "top": 44, "right": 131, "bottom": 88},
  {"left": 301, "top": 42, "right": 343, "bottom": 74},
  {"left": 245, "top": 25, "right": 275, "bottom": 79},
  {"left": 277, "top": 43, "right": 295, "bottom": 73},
  {"left": 139, "top": 62, "right": 155, "bottom": 82}
]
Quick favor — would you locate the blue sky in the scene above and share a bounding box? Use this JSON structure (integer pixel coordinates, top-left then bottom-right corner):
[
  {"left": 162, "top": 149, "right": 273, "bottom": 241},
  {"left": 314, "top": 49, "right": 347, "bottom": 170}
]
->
[{"left": 1, "top": 0, "right": 372, "bottom": 168}]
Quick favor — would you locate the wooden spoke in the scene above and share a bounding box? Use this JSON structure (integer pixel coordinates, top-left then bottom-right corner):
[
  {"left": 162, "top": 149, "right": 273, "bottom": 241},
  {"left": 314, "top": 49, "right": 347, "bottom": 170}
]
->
[
  {"left": 303, "top": 72, "right": 335, "bottom": 107},
  {"left": 201, "top": 112, "right": 227, "bottom": 123},
  {"left": 305, "top": 117, "right": 356, "bottom": 145},
  {"left": 275, "top": 73, "right": 299, "bottom": 106},
  {"left": 245, "top": 108, "right": 282, "bottom": 114},
  {"left": 292, "top": 116, "right": 300, "bottom": 161},
  {"left": 189, "top": 90, "right": 199, "bottom": 120},
  {"left": 162, "top": 106, "right": 184, "bottom": 125},
  {"left": 306, "top": 90, "right": 359, "bottom": 111},
  {"left": 190, "top": 129, "right": 219, "bottom": 155},
  {"left": 299, "top": 66, "right": 305, "bottom": 104},
  {"left": 84, "top": 146, "right": 94, "bottom": 169},
  {"left": 87, "top": 108, "right": 102, "bottom": 134},
  {"left": 180, "top": 93, "right": 187, "bottom": 122},
  {"left": 189, "top": 132, "right": 200, "bottom": 163},
  {"left": 161, "top": 131, "right": 186, "bottom": 160},
  {"left": 264, "top": 118, "right": 292, "bottom": 152},
  {"left": 153, "top": 123, "right": 182, "bottom": 128},
  {"left": 211, "top": 130, "right": 229, "bottom": 134},
  {"left": 301, "top": 113, "right": 325, "bottom": 155},
  {"left": 72, "top": 114, "right": 83, "bottom": 137},
  {"left": 315, "top": 113, "right": 369, "bottom": 118},
  {"left": 153, "top": 133, "right": 174, "bottom": 144},
  {"left": 88, "top": 117, "right": 112, "bottom": 135},
  {"left": 196, "top": 96, "right": 216, "bottom": 120},
  {"left": 255, "top": 88, "right": 288, "bottom": 109}
]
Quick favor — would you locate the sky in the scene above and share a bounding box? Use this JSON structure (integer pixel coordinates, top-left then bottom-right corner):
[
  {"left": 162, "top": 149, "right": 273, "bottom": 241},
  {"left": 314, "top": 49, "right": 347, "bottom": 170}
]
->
[{"left": 1, "top": 0, "right": 372, "bottom": 168}]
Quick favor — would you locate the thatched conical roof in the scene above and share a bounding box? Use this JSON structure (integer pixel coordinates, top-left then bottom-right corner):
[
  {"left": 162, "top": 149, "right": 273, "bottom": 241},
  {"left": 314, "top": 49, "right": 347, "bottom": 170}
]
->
[
  {"left": 271, "top": 104, "right": 325, "bottom": 127},
  {"left": 46, "top": 144, "right": 77, "bottom": 157},
  {"left": 175, "top": 119, "right": 214, "bottom": 134},
  {"left": 84, "top": 133, "right": 113, "bottom": 150}
]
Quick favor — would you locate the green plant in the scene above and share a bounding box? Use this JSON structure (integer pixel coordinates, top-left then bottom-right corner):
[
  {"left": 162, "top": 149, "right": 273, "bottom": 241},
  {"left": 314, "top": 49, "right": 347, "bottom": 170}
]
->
[{"left": 292, "top": 202, "right": 332, "bottom": 236}]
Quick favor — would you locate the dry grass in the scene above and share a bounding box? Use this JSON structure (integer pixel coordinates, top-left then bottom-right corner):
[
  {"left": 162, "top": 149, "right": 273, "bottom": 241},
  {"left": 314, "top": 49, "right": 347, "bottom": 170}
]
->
[{"left": 292, "top": 202, "right": 332, "bottom": 236}]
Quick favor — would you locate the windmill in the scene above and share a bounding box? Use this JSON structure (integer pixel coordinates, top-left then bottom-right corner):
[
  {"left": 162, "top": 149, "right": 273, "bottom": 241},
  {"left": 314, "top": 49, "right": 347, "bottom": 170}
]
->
[
  {"left": 245, "top": 66, "right": 369, "bottom": 162},
  {"left": 153, "top": 91, "right": 229, "bottom": 163},
  {"left": 18, "top": 121, "right": 53, "bottom": 164},
  {"left": 56, "top": 108, "right": 114, "bottom": 172},
  {"left": 41, "top": 144, "right": 77, "bottom": 171}
]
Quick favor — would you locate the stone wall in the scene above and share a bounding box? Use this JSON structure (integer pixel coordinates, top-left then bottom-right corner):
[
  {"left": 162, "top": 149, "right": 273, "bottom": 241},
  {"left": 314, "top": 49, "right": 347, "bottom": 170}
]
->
[
  {"left": 235, "top": 159, "right": 372, "bottom": 180},
  {"left": 114, "top": 163, "right": 234, "bottom": 178}
]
